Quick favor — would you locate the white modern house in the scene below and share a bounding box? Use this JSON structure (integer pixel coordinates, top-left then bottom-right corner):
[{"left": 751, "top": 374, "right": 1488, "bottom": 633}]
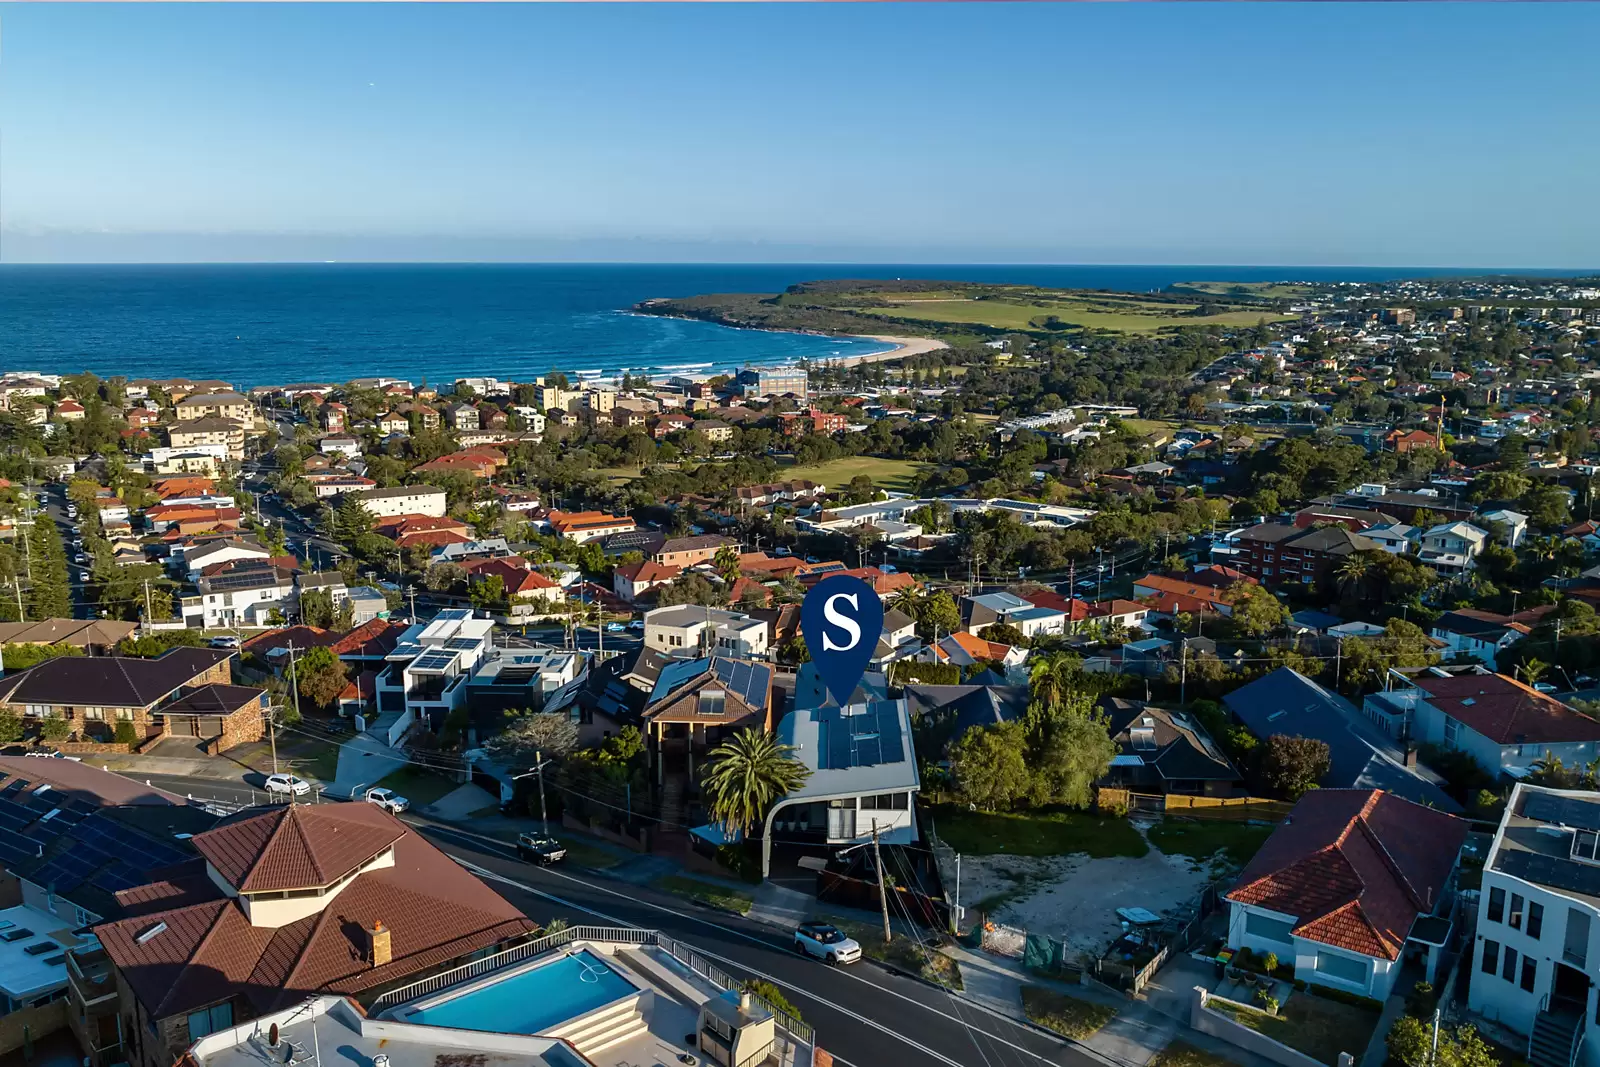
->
[
  {"left": 1226, "top": 788, "right": 1466, "bottom": 1002},
  {"left": 1363, "top": 670, "right": 1600, "bottom": 778},
  {"left": 1480, "top": 509, "right": 1531, "bottom": 548},
  {"left": 177, "top": 538, "right": 271, "bottom": 579},
  {"left": 350, "top": 484, "right": 449, "bottom": 519},
  {"left": 373, "top": 609, "right": 495, "bottom": 740},
  {"left": 1427, "top": 611, "right": 1528, "bottom": 670},
  {"left": 1419, "top": 520, "right": 1490, "bottom": 575},
  {"left": 757, "top": 665, "right": 920, "bottom": 877},
  {"left": 962, "top": 591, "right": 1066, "bottom": 638},
  {"left": 643, "top": 605, "right": 769, "bottom": 659},
  {"left": 1470, "top": 784, "right": 1600, "bottom": 1067},
  {"left": 1364, "top": 523, "right": 1421, "bottom": 555}
]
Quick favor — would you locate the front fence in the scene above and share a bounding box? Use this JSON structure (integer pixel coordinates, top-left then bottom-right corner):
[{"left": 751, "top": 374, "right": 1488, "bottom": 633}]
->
[{"left": 368, "top": 925, "right": 816, "bottom": 1062}]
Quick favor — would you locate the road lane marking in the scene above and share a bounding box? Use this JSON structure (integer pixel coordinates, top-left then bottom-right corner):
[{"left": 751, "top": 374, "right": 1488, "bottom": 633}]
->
[
  {"left": 424, "top": 823, "right": 1076, "bottom": 1065},
  {"left": 454, "top": 857, "right": 966, "bottom": 1067}
]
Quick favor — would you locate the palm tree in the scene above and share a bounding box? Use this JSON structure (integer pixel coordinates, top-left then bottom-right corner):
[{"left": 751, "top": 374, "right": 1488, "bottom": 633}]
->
[
  {"left": 713, "top": 544, "right": 742, "bottom": 586},
  {"left": 891, "top": 586, "right": 921, "bottom": 617},
  {"left": 1336, "top": 553, "right": 1371, "bottom": 603},
  {"left": 1029, "top": 652, "right": 1080, "bottom": 709},
  {"left": 1519, "top": 658, "right": 1551, "bottom": 687},
  {"left": 702, "top": 728, "right": 811, "bottom": 838}
]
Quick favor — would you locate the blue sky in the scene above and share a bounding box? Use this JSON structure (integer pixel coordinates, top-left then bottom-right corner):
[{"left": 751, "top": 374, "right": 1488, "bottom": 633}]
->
[{"left": 2, "top": 3, "right": 1598, "bottom": 266}]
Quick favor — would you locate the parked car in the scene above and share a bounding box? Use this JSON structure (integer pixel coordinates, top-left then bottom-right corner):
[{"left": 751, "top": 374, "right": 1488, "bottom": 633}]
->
[
  {"left": 516, "top": 832, "right": 567, "bottom": 865},
  {"left": 364, "top": 787, "right": 409, "bottom": 813},
  {"left": 208, "top": 635, "right": 240, "bottom": 649},
  {"left": 627, "top": 619, "right": 644, "bottom": 631},
  {"left": 1535, "top": 682, "right": 1559, "bottom": 694},
  {"left": 605, "top": 622, "right": 625, "bottom": 633},
  {"left": 793, "top": 921, "right": 861, "bottom": 965},
  {"left": 265, "top": 773, "right": 312, "bottom": 796}
]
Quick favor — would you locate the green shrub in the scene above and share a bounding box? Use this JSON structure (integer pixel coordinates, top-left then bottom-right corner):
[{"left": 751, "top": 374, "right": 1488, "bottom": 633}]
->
[
  {"left": 1253, "top": 990, "right": 1279, "bottom": 1014},
  {"left": 113, "top": 720, "right": 139, "bottom": 746},
  {"left": 1261, "top": 952, "right": 1279, "bottom": 974},
  {"left": 40, "top": 714, "right": 70, "bottom": 742},
  {"left": 742, "top": 979, "right": 802, "bottom": 1023},
  {"left": 0, "top": 711, "right": 22, "bottom": 744}
]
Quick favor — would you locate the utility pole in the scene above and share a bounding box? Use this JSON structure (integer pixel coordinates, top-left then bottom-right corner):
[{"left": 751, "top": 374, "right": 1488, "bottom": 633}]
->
[
  {"left": 872, "top": 824, "right": 892, "bottom": 944},
  {"left": 407, "top": 586, "right": 417, "bottom": 623},
  {"left": 143, "top": 578, "right": 153, "bottom": 622},
  {"left": 951, "top": 852, "right": 962, "bottom": 936},
  {"left": 535, "top": 750, "right": 549, "bottom": 835},
  {"left": 1179, "top": 640, "right": 1188, "bottom": 707},
  {"left": 282, "top": 640, "right": 302, "bottom": 777}
]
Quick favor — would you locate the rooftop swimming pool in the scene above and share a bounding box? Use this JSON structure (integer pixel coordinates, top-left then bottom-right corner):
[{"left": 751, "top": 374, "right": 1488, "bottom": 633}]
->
[{"left": 401, "top": 950, "right": 636, "bottom": 1035}]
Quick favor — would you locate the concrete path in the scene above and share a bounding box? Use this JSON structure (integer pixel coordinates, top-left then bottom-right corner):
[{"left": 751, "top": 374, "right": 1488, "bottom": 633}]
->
[
  {"left": 330, "top": 733, "right": 408, "bottom": 798},
  {"left": 427, "top": 782, "right": 498, "bottom": 820},
  {"left": 1362, "top": 992, "right": 1408, "bottom": 1067}
]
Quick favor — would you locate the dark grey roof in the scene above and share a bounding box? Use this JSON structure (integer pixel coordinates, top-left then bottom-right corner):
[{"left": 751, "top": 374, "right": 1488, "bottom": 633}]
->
[
  {"left": 0, "top": 648, "right": 234, "bottom": 709},
  {"left": 1099, "top": 698, "right": 1239, "bottom": 785},
  {"left": 904, "top": 683, "right": 1028, "bottom": 736},
  {"left": 1222, "top": 667, "right": 1461, "bottom": 812}
]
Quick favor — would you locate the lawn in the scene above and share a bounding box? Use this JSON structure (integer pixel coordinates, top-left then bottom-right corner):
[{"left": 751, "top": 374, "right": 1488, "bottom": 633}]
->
[
  {"left": 654, "top": 875, "right": 754, "bottom": 915},
  {"left": 1145, "top": 820, "right": 1275, "bottom": 866},
  {"left": 1172, "top": 281, "right": 1315, "bottom": 300},
  {"left": 823, "top": 915, "right": 963, "bottom": 990},
  {"left": 1021, "top": 985, "right": 1119, "bottom": 1039},
  {"left": 776, "top": 455, "right": 932, "bottom": 493},
  {"left": 863, "top": 294, "right": 1293, "bottom": 335},
  {"left": 1210, "top": 993, "right": 1379, "bottom": 1066},
  {"left": 1148, "top": 1039, "right": 1239, "bottom": 1067},
  {"left": 930, "top": 806, "right": 1149, "bottom": 859},
  {"left": 372, "top": 765, "right": 460, "bottom": 808}
]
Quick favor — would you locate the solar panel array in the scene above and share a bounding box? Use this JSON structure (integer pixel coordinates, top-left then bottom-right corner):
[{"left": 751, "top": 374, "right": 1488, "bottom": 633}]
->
[
  {"left": 1500, "top": 849, "right": 1600, "bottom": 899},
  {"left": 820, "top": 701, "right": 905, "bottom": 770},
  {"left": 24, "top": 808, "right": 191, "bottom": 894},
  {"left": 1523, "top": 791, "right": 1600, "bottom": 830},
  {"left": 445, "top": 637, "right": 480, "bottom": 652},
  {"left": 410, "top": 649, "right": 458, "bottom": 673},
  {"left": 203, "top": 568, "right": 287, "bottom": 593}
]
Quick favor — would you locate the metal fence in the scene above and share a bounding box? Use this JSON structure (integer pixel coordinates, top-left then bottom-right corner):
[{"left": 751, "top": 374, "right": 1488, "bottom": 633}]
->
[
  {"left": 980, "top": 922, "right": 1027, "bottom": 959},
  {"left": 369, "top": 926, "right": 651, "bottom": 1012},
  {"left": 368, "top": 925, "right": 817, "bottom": 1063}
]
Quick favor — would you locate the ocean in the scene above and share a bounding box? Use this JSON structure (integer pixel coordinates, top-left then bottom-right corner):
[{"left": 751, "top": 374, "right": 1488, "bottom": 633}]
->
[{"left": 0, "top": 262, "right": 1526, "bottom": 389}]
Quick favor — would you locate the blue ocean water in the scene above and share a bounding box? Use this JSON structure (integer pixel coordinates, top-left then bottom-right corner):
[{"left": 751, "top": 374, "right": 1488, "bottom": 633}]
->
[{"left": 0, "top": 262, "right": 1532, "bottom": 388}]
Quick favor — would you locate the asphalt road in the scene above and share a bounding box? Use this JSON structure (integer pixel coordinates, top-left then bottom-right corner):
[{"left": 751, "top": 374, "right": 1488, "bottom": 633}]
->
[
  {"left": 32, "top": 483, "right": 95, "bottom": 619},
  {"left": 130, "top": 773, "right": 1098, "bottom": 1067}
]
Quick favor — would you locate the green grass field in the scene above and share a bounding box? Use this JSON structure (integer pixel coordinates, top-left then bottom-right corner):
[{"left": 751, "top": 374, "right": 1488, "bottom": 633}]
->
[
  {"left": 861, "top": 293, "right": 1293, "bottom": 335},
  {"left": 1172, "top": 281, "right": 1315, "bottom": 300},
  {"left": 777, "top": 456, "right": 931, "bottom": 493},
  {"left": 1144, "top": 820, "right": 1275, "bottom": 866},
  {"left": 930, "top": 806, "right": 1150, "bottom": 859}
]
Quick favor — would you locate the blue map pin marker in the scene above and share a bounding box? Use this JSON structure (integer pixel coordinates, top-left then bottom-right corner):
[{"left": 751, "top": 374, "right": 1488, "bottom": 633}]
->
[{"left": 800, "top": 574, "right": 884, "bottom": 706}]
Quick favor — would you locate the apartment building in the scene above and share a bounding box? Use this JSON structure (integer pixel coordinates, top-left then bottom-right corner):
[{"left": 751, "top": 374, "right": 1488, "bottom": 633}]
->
[
  {"left": 350, "top": 485, "right": 448, "bottom": 518},
  {"left": 1233, "top": 523, "right": 1379, "bottom": 586},
  {"left": 173, "top": 391, "right": 254, "bottom": 423},
  {"left": 547, "top": 510, "right": 636, "bottom": 544},
  {"left": 1471, "top": 784, "right": 1600, "bottom": 1067},
  {"left": 653, "top": 534, "right": 738, "bottom": 569},
  {"left": 736, "top": 365, "right": 808, "bottom": 398},
  {"left": 1419, "top": 520, "right": 1490, "bottom": 575},
  {"left": 374, "top": 609, "right": 495, "bottom": 735}
]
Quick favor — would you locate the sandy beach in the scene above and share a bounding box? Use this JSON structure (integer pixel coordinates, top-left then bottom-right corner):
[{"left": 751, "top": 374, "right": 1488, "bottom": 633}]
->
[{"left": 830, "top": 334, "right": 950, "bottom": 367}]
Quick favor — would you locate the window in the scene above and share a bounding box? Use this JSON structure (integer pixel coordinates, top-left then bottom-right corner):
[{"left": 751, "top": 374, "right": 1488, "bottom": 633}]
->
[
  {"left": 1245, "top": 912, "right": 1295, "bottom": 945},
  {"left": 1444, "top": 717, "right": 1460, "bottom": 744},
  {"left": 187, "top": 1002, "right": 232, "bottom": 1042},
  {"left": 116, "top": 708, "right": 133, "bottom": 722},
  {"left": 1482, "top": 939, "right": 1500, "bottom": 974},
  {"left": 1316, "top": 951, "right": 1367, "bottom": 986},
  {"left": 83, "top": 707, "right": 104, "bottom": 722},
  {"left": 1522, "top": 957, "right": 1537, "bottom": 993},
  {"left": 1510, "top": 894, "right": 1525, "bottom": 930},
  {"left": 1488, "top": 887, "right": 1505, "bottom": 923},
  {"left": 1529, "top": 902, "right": 1544, "bottom": 940},
  {"left": 1503, "top": 946, "right": 1519, "bottom": 982}
]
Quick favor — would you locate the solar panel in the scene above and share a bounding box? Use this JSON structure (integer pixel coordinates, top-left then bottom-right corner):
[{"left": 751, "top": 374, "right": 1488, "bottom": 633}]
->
[
  {"left": 1500, "top": 849, "right": 1600, "bottom": 898},
  {"left": 0, "top": 827, "right": 41, "bottom": 861},
  {"left": 91, "top": 864, "right": 146, "bottom": 894},
  {"left": 1523, "top": 792, "right": 1600, "bottom": 831},
  {"left": 820, "top": 700, "right": 906, "bottom": 770},
  {"left": 0, "top": 780, "right": 24, "bottom": 796},
  {"left": 445, "top": 637, "right": 479, "bottom": 651}
]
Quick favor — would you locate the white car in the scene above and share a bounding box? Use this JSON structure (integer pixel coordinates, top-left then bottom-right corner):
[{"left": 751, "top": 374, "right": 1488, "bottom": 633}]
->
[
  {"left": 208, "top": 635, "right": 240, "bottom": 649},
  {"left": 793, "top": 921, "right": 862, "bottom": 965},
  {"left": 364, "top": 787, "right": 409, "bottom": 813},
  {"left": 265, "top": 773, "right": 312, "bottom": 797}
]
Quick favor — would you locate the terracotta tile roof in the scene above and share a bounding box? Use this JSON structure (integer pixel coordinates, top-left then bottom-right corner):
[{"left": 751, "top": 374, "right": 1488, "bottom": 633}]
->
[
  {"left": 617, "top": 560, "right": 681, "bottom": 584},
  {"left": 1410, "top": 673, "right": 1600, "bottom": 745},
  {"left": 193, "top": 803, "right": 407, "bottom": 893},
  {"left": 329, "top": 619, "right": 402, "bottom": 657},
  {"left": 1226, "top": 789, "right": 1466, "bottom": 960},
  {"left": 97, "top": 814, "right": 534, "bottom": 1019}
]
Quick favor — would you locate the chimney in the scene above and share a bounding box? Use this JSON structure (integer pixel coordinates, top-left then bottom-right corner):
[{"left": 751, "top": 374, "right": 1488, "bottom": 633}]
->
[
  {"left": 1404, "top": 745, "right": 1418, "bottom": 769},
  {"left": 738, "top": 989, "right": 752, "bottom": 1013},
  {"left": 366, "top": 920, "right": 392, "bottom": 968}
]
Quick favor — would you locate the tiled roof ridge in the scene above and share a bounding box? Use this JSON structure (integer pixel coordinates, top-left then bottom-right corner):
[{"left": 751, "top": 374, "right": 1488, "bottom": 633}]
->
[{"left": 1353, "top": 805, "right": 1428, "bottom": 912}]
